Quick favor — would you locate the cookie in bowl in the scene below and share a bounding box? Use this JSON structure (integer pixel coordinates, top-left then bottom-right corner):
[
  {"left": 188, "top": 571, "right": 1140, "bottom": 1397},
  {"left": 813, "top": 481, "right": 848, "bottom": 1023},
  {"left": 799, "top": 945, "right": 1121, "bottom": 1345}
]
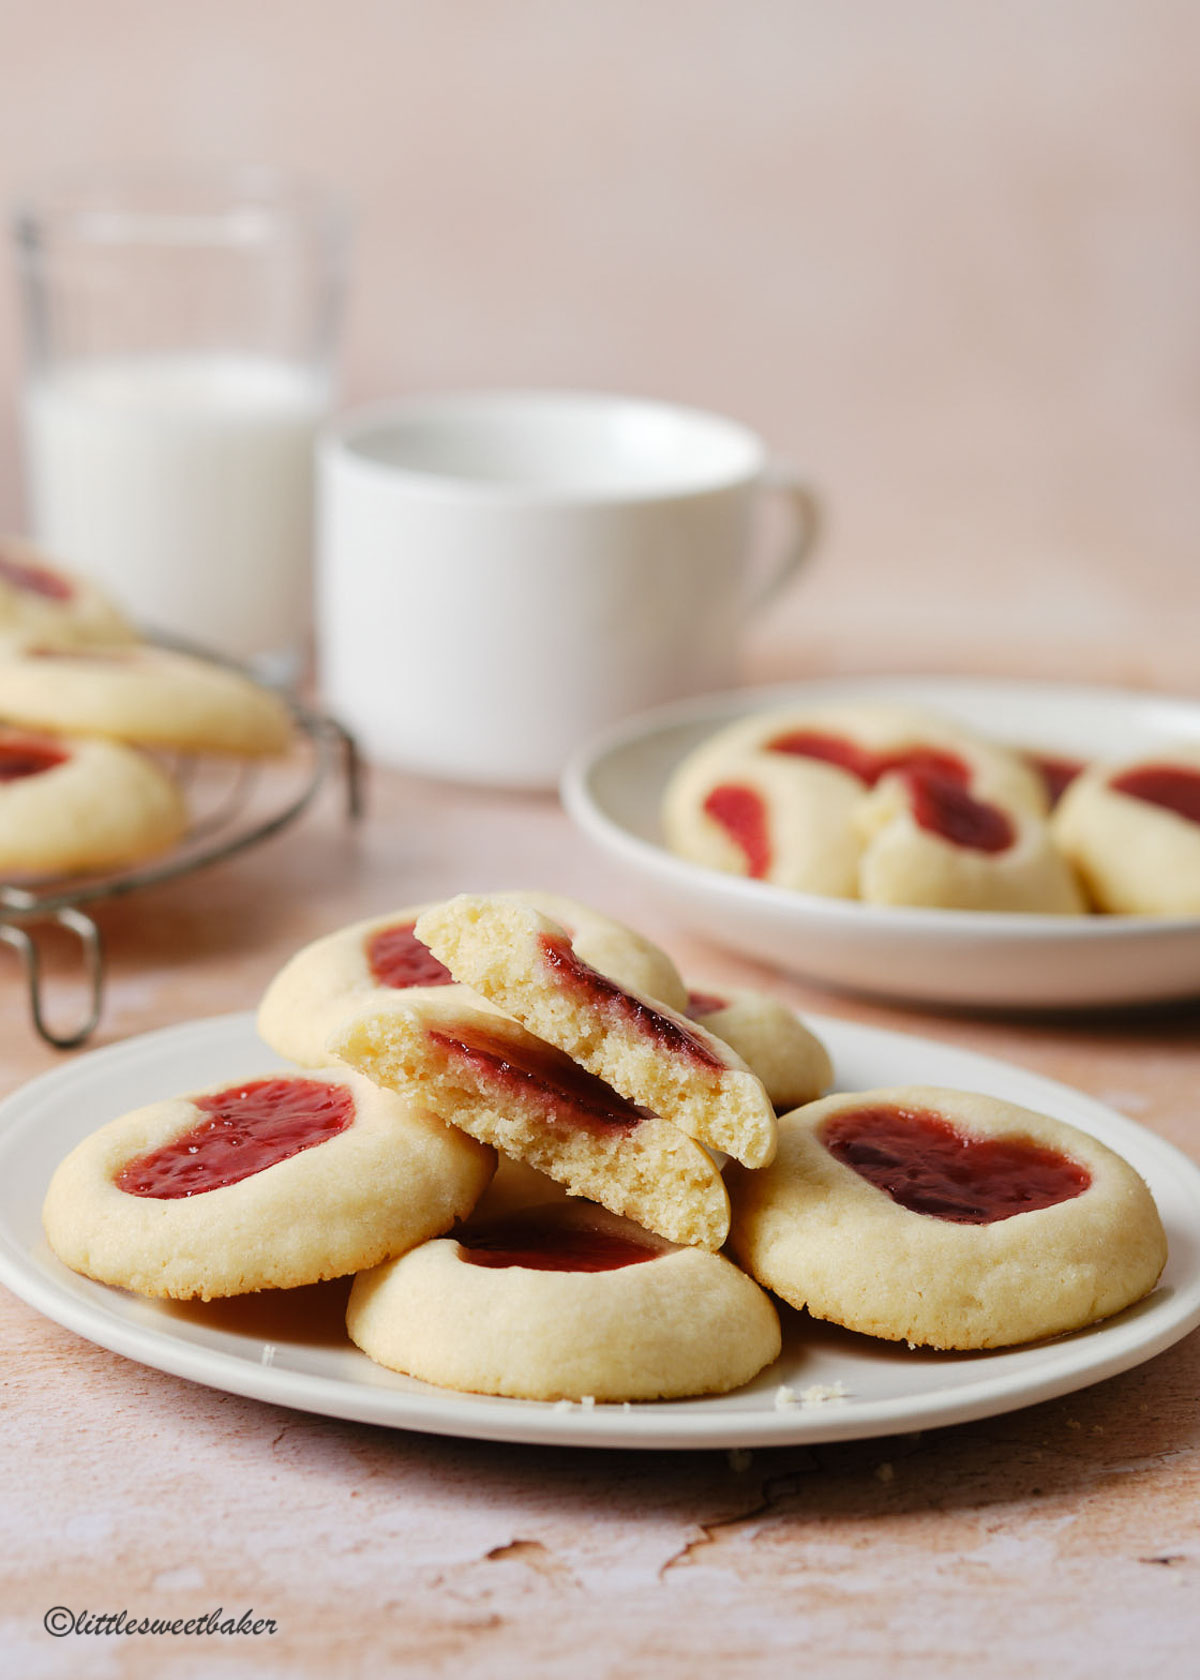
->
[
  {"left": 661, "top": 702, "right": 1049, "bottom": 899},
  {"left": 1052, "top": 749, "right": 1200, "bottom": 914}
]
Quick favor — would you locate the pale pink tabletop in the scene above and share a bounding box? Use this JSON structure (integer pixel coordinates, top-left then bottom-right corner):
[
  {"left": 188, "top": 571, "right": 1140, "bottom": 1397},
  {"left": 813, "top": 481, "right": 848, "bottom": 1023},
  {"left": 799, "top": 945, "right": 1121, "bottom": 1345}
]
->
[{"left": 2, "top": 706, "right": 1198, "bottom": 1679}]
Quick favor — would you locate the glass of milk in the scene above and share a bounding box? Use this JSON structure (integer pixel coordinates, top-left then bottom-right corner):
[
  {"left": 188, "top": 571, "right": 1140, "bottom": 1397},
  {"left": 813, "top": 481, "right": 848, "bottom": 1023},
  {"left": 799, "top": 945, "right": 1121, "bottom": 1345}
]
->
[{"left": 13, "top": 166, "right": 348, "bottom": 680}]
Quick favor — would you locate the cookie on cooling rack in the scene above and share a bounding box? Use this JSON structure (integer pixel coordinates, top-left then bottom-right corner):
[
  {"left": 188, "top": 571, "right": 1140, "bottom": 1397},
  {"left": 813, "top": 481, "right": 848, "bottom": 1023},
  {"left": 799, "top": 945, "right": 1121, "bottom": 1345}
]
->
[
  {"left": 347, "top": 1200, "right": 781, "bottom": 1402},
  {"left": 1052, "top": 749, "right": 1200, "bottom": 914},
  {"left": 727, "top": 1085, "right": 1167, "bottom": 1350},
  {"left": 257, "top": 891, "right": 688, "bottom": 1068},
  {"left": 0, "top": 725, "right": 186, "bottom": 875},
  {"left": 42, "top": 1066, "right": 495, "bottom": 1300},
  {"left": 330, "top": 992, "right": 731, "bottom": 1251},
  {"left": 414, "top": 894, "right": 777, "bottom": 1169},
  {"left": 0, "top": 643, "right": 292, "bottom": 756},
  {"left": 684, "top": 987, "right": 833, "bottom": 1111},
  {"left": 661, "top": 702, "right": 1050, "bottom": 898},
  {"left": 0, "top": 538, "right": 137, "bottom": 649}
]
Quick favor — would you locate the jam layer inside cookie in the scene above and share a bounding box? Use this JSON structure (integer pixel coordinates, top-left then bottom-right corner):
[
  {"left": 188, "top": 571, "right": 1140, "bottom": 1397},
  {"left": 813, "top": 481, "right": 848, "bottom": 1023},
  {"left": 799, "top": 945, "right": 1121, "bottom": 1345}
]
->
[
  {"left": 0, "top": 733, "right": 69, "bottom": 781},
  {"left": 1111, "top": 764, "right": 1200, "bottom": 827},
  {"left": 116, "top": 1077, "right": 355, "bottom": 1198},
  {"left": 538, "top": 933, "right": 724, "bottom": 1071},
  {"left": 820, "top": 1103, "right": 1091, "bottom": 1224},
  {"left": 367, "top": 921, "right": 455, "bottom": 988},
  {"left": 455, "top": 1206, "right": 664, "bottom": 1273},
  {"left": 0, "top": 550, "right": 73, "bottom": 601},
  {"left": 427, "top": 1024, "right": 654, "bottom": 1134}
]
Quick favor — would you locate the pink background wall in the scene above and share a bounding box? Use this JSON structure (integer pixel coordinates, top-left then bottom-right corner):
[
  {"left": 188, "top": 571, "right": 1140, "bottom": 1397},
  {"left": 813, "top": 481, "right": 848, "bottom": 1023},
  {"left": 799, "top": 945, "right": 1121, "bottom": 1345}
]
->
[{"left": 2, "top": 0, "right": 1198, "bottom": 685}]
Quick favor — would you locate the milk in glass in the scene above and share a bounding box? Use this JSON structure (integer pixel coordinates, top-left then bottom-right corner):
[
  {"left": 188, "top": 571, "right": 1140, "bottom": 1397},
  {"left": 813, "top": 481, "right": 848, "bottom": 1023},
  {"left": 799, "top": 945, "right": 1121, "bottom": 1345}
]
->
[{"left": 25, "top": 352, "right": 325, "bottom": 669}]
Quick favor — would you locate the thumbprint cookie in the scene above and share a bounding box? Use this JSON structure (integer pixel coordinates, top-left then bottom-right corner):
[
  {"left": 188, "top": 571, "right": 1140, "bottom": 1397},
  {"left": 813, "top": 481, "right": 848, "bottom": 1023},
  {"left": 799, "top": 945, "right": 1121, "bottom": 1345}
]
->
[
  {"left": 414, "top": 894, "right": 777, "bottom": 1169},
  {"left": 1052, "top": 748, "right": 1200, "bottom": 914},
  {"left": 347, "top": 1201, "right": 781, "bottom": 1402},
  {"left": 42, "top": 1067, "right": 495, "bottom": 1300},
  {"left": 257, "top": 891, "right": 688, "bottom": 1068},
  {"left": 0, "top": 725, "right": 186, "bottom": 875},
  {"left": 684, "top": 987, "right": 833, "bottom": 1112},
  {"left": 727, "top": 1085, "right": 1167, "bottom": 1349},
  {"left": 0, "top": 643, "right": 292, "bottom": 756},
  {"left": 662, "top": 702, "right": 1051, "bottom": 902},
  {"left": 0, "top": 537, "right": 137, "bottom": 649}
]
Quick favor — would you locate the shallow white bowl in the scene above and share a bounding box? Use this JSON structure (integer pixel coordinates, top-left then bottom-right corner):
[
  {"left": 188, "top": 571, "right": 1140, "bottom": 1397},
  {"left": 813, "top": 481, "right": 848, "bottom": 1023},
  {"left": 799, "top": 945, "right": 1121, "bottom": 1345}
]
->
[{"left": 560, "top": 675, "right": 1200, "bottom": 1010}]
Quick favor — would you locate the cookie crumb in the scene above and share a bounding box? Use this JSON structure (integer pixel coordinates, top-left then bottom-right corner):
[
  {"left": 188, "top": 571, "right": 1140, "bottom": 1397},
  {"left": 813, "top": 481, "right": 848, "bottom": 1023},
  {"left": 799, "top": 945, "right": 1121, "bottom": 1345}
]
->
[
  {"left": 553, "top": 1399, "right": 573, "bottom": 1412},
  {"left": 773, "top": 1384, "right": 797, "bottom": 1410},
  {"left": 798, "top": 1381, "right": 849, "bottom": 1406},
  {"left": 580, "top": 1395, "right": 596, "bottom": 1409},
  {"left": 727, "top": 1448, "right": 753, "bottom": 1472},
  {"left": 875, "top": 1461, "right": 895, "bottom": 1483}
]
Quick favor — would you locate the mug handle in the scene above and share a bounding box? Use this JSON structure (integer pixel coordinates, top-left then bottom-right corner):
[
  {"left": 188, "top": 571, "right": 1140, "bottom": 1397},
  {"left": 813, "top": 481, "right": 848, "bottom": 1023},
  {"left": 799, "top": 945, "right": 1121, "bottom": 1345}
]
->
[{"left": 746, "top": 459, "right": 821, "bottom": 614}]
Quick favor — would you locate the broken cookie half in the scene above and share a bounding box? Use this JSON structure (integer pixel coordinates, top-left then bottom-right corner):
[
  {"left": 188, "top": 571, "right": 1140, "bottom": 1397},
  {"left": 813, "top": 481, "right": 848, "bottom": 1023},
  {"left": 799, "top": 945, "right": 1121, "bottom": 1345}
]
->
[
  {"left": 414, "top": 893, "right": 778, "bottom": 1169},
  {"left": 330, "top": 993, "right": 731, "bottom": 1251}
]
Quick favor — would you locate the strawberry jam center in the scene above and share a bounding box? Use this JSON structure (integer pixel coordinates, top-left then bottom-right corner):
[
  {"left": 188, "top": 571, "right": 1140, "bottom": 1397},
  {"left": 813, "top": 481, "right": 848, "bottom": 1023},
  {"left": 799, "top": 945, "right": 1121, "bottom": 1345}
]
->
[
  {"left": 538, "top": 933, "right": 724, "bottom": 1071},
  {"left": 1111, "top": 764, "right": 1200, "bottom": 827},
  {"left": 904, "top": 772, "right": 1015, "bottom": 852},
  {"left": 767, "top": 730, "right": 971, "bottom": 791},
  {"left": 0, "top": 733, "right": 69, "bottom": 781},
  {"left": 455, "top": 1206, "right": 663, "bottom": 1272},
  {"left": 819, "top": 1104, "right": 1091, "bottom": 1223},
  {"left": 367, "top": 921, "right": 454, "bottom": 988},
  {"left": 703, "top": 783, "right": 772, "bottom": 878},
  {"left": 0, "top": 550, "right": 73, "bottom": 601},
  {"left": 1028, "top": 752, "right": 1085, "bottom": 808},
  {"left": 428, "top": 1024, "right": 653, "bottom": 1132},
  {"left": 115, "top": 1077, "right": 355, "bottom": 1198}
]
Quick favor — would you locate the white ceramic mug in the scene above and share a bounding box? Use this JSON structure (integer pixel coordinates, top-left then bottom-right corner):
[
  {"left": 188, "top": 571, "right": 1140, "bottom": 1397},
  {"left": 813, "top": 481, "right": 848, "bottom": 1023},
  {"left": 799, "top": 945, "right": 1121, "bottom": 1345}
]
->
[{"left": 317, "top": 390, "right": 818, "bottom": 787}]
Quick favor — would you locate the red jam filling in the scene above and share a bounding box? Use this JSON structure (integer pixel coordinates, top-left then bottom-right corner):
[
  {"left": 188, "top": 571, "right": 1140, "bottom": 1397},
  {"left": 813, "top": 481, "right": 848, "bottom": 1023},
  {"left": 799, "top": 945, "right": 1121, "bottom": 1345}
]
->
[
  {"left": 819, "top": 1104, "right": 1091, "bottom": 1223},
  {"left": 905, "top": 771, "right": 1015, "bottom": 853},
  {"left": 767, "top": 730, "right": 971, "bottom": 791},
  {"left": 539, "top": 933, "right": 724, "bottom": 1071},
  {"left": 115, "top": 1077, "right": 355, "bottom": 1199},
  {"left": 702, "top": 783, "right": 772, "bottom": 878},
  {"left": 1028, "top": 753, "right": 1085, "bottom": 808},
  {"left": 0, "top": 550, "right": 73, "bottom": 601},
  {"left": 366, "top": 921, "right": 454, "bottom": 989},
  {"left": 1111, "top": 764, "right": 1200, "bottom": 827},
  {"left": 428, "top": 1024, "right": 653, "bottom": 1133},
  {"left": 686, "top": 990, "right": 728, "bottom": 1017},
  {"left": 0, "top": 733, "right": 69, "bottom": 782},
  {"left": 454, "top": 1207, "right": 662, "bottom": 1272}
]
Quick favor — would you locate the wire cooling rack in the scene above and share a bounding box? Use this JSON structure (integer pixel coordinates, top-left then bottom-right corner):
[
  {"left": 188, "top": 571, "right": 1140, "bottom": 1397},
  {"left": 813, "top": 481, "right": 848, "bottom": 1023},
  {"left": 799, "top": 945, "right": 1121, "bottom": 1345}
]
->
[{"left": 1, "top": 679, "right": 360, "bottom": 1051}]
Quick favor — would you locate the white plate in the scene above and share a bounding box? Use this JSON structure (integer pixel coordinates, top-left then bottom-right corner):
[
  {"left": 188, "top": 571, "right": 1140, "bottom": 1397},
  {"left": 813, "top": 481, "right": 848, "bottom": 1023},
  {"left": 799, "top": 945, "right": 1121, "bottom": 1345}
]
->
[
  {"left": 561, "top": 676, "right": 1200, "bottom": 1009},
  {"left": 2, "top": 1010, "right": 1198, "bottom": 1450}
]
